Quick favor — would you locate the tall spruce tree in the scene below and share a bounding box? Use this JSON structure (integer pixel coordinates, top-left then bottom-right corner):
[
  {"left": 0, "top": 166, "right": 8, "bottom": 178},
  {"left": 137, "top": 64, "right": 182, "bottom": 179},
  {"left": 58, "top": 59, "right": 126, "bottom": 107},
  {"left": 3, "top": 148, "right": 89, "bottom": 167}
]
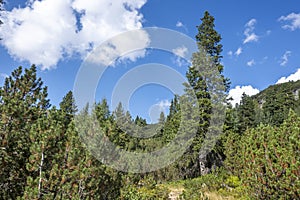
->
[{"left": 186, "top": 11, "right": 228, "bottom": 174}]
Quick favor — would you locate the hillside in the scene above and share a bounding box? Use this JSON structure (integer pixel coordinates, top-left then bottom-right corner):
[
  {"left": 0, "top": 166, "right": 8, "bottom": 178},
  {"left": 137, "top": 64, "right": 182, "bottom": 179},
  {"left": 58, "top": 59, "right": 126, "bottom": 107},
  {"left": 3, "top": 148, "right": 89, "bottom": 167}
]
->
[{"left": 252, "top": 80, "right": 300, "bottom": 105}]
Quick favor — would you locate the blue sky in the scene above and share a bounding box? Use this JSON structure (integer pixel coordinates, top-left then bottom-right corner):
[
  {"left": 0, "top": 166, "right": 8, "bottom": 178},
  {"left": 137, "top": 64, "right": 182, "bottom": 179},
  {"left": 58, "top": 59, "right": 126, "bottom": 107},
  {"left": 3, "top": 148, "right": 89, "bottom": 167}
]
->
[{"left": 1, "top": 0, "right": 300, "bottom": 122}]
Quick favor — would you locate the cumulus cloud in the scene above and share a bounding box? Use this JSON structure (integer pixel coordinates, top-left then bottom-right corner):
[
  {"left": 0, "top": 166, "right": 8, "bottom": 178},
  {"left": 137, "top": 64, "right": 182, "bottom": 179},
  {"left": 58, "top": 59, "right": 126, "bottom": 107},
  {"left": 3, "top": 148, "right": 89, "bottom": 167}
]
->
[
  {"left": 227, "top": 51, "right": 233, "bottom": 57},
  {"left": 278, "top": 13, "right": 300, "bottom": 31},
  {"left": 172, "top": 46, "right": 189, "bottom": 66},
  {"left": 0, "top": 0, "right": 148, "bottom": 70},
  {"left": 176, "top": 21, "right": 184, "bottom": 27},
  {"left": 243, "top": 19, "right": 259, "bottom": 44},
  {"left": 234, "top": 47, "right": 242, "bottom": 56},
  {"left": 276, "top": 68, "right": 300, "bottom": 84},
  {"left": 149, "top": 99, "right": 171, "bottom": 123},
  {"left": 86, "top": 29, "right": 149, "bottom": 66},
  {"left": 172, "top": 46, "right": 188, "bottom": 58},
  {"left": 228, "top": 85, "right": 260, "bottom": 106},
  {"left": 279, "top": 51, "right": 291, "bottom": 66},
  {"left": 156, "top": 100, "right": 171, "bottom": 111},
  {"left": 247, "top": 59, "right": 255, "bottom": 67}
]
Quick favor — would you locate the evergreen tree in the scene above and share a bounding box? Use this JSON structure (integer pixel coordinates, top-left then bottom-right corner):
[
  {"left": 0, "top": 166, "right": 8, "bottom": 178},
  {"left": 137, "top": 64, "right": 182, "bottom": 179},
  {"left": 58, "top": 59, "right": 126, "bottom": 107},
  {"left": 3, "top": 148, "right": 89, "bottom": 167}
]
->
[
  {"left": 156, "top": 112, "right": 165, "bottom": 136},
  {"left": 196, "top": 11, "right": 222, "bottom": 70},
  {"left": 186, "top": 11, "right": 228, "bottom": 175},
  {"left": 162, "top": 96, "right": 181, "bottom": 144},
  {"left": 0, "top": 65, "right": 50, "bottom": 199},
  {"left": 23, "top": 107, "right": 65, "bottom": 199},
  {"left": 263, "top": 89, "right": 296, "bottom": 126},
  {"left": 59, "top": 91, "right": 77, "bottom": 126},
  {"left": 134, "top": 116, "right": 147, "bottom": 127},
  {"left": 236, "top": 93, "right": 256, "bottom": 133},
  {"left": 158, "top": 112, "right": 166, "bottom": 124},
  {"left": 95, "top": 98, "right": 111, "bottom": 127}
]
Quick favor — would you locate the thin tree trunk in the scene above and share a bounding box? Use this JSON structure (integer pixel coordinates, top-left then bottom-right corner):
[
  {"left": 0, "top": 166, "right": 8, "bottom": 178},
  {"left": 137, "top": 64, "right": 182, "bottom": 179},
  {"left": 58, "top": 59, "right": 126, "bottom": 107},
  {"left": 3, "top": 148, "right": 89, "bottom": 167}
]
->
[{"left": 38, "top": 151, "right": 44, "bottom": 199}]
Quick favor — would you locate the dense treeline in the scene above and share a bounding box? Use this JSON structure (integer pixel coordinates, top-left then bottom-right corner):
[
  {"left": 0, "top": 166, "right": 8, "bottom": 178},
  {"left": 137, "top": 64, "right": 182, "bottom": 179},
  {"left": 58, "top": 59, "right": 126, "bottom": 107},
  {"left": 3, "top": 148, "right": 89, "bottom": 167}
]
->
[
  {"left": 0, "top": 11, "right": 299, "bottom": 199},
  {"left": 0, "top": 66, "right": 123, "bottom": 199}
]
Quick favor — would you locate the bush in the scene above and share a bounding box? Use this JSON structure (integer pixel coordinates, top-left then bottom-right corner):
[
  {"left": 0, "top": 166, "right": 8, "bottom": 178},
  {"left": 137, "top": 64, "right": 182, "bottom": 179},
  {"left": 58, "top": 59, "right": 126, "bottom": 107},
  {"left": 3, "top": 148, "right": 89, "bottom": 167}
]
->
[
  {"left": 228, "top": 111, "right": 300, "bottom": 199},
  {"left": 179, "top": 169, "right": 248, "bottom": 200},
  {"left": 120, "top": 181, "right": 169, "bottom": 200}
]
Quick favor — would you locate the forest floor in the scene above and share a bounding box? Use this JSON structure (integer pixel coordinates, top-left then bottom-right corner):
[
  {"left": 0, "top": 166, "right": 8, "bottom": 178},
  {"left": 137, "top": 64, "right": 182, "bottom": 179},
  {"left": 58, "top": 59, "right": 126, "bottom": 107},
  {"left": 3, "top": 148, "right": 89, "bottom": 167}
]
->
[
  {"left": 160, "top": 178, "right": 239, "bottom": 200},
  {"left": 168, "top": 187, "right": 184, "bottom": 199}
]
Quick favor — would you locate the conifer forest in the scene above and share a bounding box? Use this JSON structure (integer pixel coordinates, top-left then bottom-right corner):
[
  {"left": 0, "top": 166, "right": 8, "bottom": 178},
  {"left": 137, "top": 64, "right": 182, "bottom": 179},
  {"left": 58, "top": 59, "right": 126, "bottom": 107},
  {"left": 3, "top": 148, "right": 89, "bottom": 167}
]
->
[{"left": 0, "top": 2, "right": 299, "bottom": 199}]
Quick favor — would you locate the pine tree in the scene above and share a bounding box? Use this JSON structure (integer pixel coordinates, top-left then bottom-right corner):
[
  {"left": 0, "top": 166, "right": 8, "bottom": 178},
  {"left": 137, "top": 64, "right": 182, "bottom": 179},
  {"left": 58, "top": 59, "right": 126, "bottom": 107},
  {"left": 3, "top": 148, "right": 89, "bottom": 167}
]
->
[
  {"left": 59, "top": 91, "right": 77, "bottom": 128},
  {"left": 23, "top": 107, "right": 65, "bottom": 199},
  {"left": 23, "top": 93, "right": 76, "bottom": 199},
  {"left": 95, "top": 98, "right": 110, "bottom": 126},
  {"left": 236, "top": 93, "right": 256, "bottom": 133},
  {"left": 134, "top": 116, "right": 147, "bottom": 127},
  {"left": 0, "top": 65, "right": 50, "bottom": 199}
]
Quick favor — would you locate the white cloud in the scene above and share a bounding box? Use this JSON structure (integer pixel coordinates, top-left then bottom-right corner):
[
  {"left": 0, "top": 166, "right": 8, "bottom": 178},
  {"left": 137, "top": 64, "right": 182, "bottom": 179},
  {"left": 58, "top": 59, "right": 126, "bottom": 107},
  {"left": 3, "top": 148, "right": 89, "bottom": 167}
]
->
[
  {"left": 234, "top": 47, "right": 242, "bottom": 56},
  {"left": 228, "top": 85, "right": 260, "bottom": 106},
  {"left": 280, "top": 51, "right": 291, "bottom": 66},
  {"left": 278, "top": 13, "right": 300, "bottom": 31},
  {"left": 176, "top": 21, "right": 184, "bottom": 27},
  {"left": 172, "top": 46, "right": 189, "bottom": 66},
  {"left": 175, "top": 21, "right": 188, "bottom": 32},
  {"left": 227, "top": 51, "right": 233, "bottom": 57},
  {"left": 243, "top": 19, "right": 259, "bottom": 44},
  {"left": 0, "top": 0, "right": 148, "bottom": 70},
  {"left": 247, "top": 59, "right": 255, "bottom": 67},
  {"left": 246, "top": 18, "right": 256, "bottom": 27},
  {"left": 276, "top": 68, "right": 300, "bottom": 84},
  {"left": 149, "top": 99, "right": 171, "bottom": 123},
  {"left": 172, "top": 46, "right": 188, "bottom": 58},
  {"left": 243, "top": 34, "right": 258, "bottom": 44},
  {"left": 156, "top": 100, "right": 171, "bottom": 111},
  {"left": 86, "top": 29, "right": 149, "bottom": 66}
]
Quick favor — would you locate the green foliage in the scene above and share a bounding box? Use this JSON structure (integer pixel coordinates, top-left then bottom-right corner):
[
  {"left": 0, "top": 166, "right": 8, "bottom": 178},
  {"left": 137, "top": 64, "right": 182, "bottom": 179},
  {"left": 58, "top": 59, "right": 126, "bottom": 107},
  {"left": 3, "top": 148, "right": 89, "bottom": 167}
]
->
[
  {"left": 120, "top": 179, "right": 170, "bottom": 200},
  {"left": 227, "top": 110, "right": 300, "bottom": 199},
  {"left": 225, "top": 175, "right": 241, "bottom": 188},
  {"left": 179, "top": 169, "right": 248, "bottom": 200},
  {"left": 236, "top": 93, "right": 256, "bottom": 132},
  {"left": 59, "top": 91, "right": 77, "bottom": 127},
  {"left": 253, "top": 80, "right": 300, "bottom": 126},
  {"left": 0, "top": 65, "right": 50, "bottom": 199},
  {"left": 187, "top": 11, "right": 228, "bottom": 175},
  {"left": 1, "top": 11, "right": 299, "bottom": 199},
  {"left": 196, "top": 11, "right": 223, "bottom": 69},
  {"left": 0, "top": 66, "right": 123, "bottom": 199}
]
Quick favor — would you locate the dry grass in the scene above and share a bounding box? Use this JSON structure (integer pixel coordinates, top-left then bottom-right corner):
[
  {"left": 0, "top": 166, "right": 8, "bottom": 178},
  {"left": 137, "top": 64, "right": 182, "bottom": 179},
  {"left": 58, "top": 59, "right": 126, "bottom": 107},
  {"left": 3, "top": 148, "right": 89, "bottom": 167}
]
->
[{"left": 204, "top": 191, "right": 236, "bottom": 200}]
